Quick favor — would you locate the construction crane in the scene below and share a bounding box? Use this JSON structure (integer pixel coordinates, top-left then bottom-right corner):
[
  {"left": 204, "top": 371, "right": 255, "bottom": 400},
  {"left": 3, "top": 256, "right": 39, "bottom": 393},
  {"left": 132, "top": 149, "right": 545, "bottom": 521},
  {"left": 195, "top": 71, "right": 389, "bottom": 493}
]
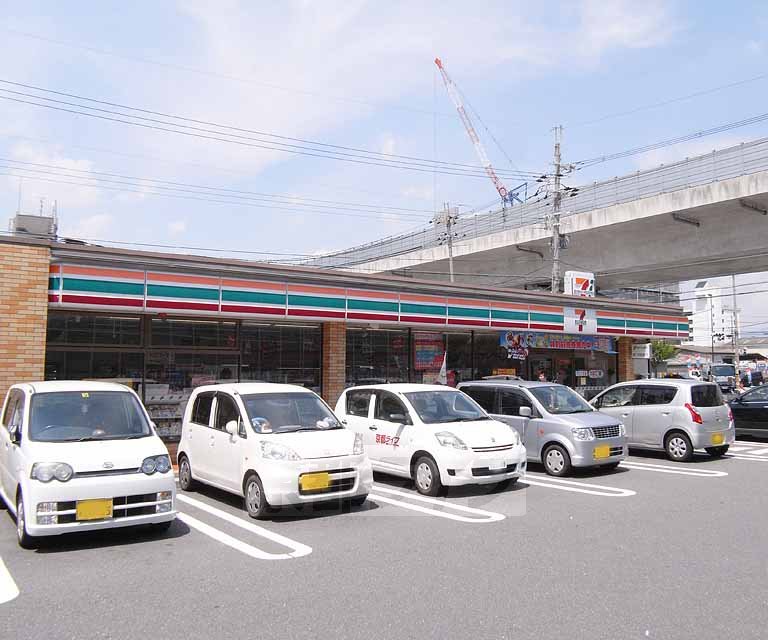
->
[{"left": 434, "top": 57, "right": 523, "bottom": 208}]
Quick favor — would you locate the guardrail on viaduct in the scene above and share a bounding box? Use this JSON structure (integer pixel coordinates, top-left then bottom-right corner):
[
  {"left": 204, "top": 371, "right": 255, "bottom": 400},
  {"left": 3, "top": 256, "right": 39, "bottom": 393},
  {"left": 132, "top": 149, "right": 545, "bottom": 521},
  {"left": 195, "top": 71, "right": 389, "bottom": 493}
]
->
[{"left": 304, "top": 136, "right": 768, "bottom": 269}]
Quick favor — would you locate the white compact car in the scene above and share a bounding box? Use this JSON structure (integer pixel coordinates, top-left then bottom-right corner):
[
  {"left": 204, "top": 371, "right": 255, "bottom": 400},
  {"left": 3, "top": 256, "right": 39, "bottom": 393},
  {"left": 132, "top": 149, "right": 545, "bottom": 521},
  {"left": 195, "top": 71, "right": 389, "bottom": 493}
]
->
[
  {"left": 335, "top": 384, "right": 526, "bottom": 496},
  {"left": 0, "top": 381, "right": 176, "bottom": 549},
  {"left": 177, "top": 383, "right": 373, "bottom": 518}
]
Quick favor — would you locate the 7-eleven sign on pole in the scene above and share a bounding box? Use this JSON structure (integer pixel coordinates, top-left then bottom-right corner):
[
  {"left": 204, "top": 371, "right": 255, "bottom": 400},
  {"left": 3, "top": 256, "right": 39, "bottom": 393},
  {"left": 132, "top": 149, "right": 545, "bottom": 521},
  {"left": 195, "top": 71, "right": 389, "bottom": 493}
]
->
[{"left": 564, "top": 271, "right": 595, "bottom": 297}]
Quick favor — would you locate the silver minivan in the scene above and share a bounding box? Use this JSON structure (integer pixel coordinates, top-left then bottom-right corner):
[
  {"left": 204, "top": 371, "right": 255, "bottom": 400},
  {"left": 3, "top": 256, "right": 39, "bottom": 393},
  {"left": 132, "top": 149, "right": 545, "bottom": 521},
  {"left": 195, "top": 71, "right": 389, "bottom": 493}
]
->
[
  {"left": 458, "top": 381, "right": 627, "bottom": 476},
  {"left": 590, "top": 379, "right": 735, "bottom": 461}
]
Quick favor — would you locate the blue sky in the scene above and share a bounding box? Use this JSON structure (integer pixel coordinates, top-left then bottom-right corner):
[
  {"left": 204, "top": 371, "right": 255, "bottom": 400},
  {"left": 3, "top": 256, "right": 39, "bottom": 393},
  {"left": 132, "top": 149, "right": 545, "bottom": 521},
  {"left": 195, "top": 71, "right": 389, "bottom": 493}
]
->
[{"left": 1, "top": 1, "right": 767, "bottom": 335}]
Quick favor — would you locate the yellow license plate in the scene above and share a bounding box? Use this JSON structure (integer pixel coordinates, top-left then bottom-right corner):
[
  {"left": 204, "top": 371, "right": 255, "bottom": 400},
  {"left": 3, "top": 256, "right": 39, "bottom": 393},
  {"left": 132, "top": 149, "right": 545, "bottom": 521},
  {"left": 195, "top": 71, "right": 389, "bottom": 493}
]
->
[
  {"left": 593, "top": 445, "right": 611, "bottom": 460},
  {"left": 300, "top": 472, "right": 331, "bottom": 491},
  {"left": 711, "top": 433, "right": 725, "bottom": 445},
  {"left": 76, "top": 499, "right": 113, "bottom": 521}
]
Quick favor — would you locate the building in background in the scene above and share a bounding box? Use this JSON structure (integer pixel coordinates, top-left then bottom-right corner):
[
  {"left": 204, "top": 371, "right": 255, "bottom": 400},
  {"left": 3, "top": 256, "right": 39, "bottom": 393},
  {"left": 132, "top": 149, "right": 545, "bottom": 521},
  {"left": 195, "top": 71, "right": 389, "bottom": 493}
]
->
[{"left": 685, "top": 280, "right": 729, "bottom": 347}]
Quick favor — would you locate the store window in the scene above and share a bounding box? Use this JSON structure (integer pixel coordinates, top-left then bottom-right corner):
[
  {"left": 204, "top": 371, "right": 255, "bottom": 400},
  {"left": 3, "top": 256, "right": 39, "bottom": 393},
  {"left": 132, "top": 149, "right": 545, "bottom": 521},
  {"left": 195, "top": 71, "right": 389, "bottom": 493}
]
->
[
  {"left": 346, "top": 328, "right": 409, "bottom": 386},
  {"left": 411, "top": 331, "right": 445, "bottom": 384},
  {"left": 446, "top": 333, "right": 472, "bottom": 386},
  {"left": 47, "top": 312, "right": 142, "bottom": 346},
  {"left": 240, "top": 324, "right": 321, "bottom": 392},
  {"left": 45, "top": 350, "right": 144, "bottom": 387},
  {"left": 474, "top": 333, "right": 520, "bottom": 379},
  {"left": 150, "top": 318, "right": 237, "bottom": 348}
]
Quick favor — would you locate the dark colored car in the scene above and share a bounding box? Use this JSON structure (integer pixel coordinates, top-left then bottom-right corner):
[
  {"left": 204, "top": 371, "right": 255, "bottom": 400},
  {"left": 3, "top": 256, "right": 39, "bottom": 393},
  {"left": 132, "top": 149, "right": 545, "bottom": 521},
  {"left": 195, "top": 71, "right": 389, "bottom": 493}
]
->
[{"left": 730, "top": 384, "right": 768, "bottom": 438}]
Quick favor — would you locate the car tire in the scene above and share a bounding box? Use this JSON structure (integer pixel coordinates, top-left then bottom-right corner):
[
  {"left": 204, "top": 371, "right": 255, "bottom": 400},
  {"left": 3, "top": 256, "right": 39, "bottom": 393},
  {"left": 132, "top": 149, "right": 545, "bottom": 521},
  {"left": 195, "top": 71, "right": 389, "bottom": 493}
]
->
[
  {"left": 350, "top": 494, "right": 368, "bottom": 507},
  {"left": 543, "top": 444, "right": 572, "bottom": 477},
  {"left": 16, "top": 494, "right": 36, "bottom": 550},
  {"left": 413, "top": 456, "right": 443, "bottom": 497},
  {"left": 665, "top": 431, "right": 694, "bottom": 462},
  {"left": 178, "top": 455, "right": 196, "bottom": 492},
  {"left": 243, "top": 473, "right": 270, "bottom": 519},
  {"left": 705, "top": 445, "right": 729, "bottom": 457}
]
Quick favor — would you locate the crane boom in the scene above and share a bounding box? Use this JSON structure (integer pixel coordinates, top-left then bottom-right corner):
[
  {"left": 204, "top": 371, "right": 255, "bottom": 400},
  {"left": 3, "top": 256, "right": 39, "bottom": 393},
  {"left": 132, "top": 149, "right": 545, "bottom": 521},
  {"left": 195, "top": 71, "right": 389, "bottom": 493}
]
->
[{"left": 435, "top": 57, "right": 509, "bottom": 202}]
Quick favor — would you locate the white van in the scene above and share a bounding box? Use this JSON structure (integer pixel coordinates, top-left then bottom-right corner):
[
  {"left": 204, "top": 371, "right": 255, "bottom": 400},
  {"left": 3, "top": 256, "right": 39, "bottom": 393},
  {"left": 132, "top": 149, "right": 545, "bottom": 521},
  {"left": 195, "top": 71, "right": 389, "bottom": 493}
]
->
[
  {"left": 177, "top": 383, "right": 372, "bottom": 517},
  {"left": 0, "top": 381, "right": 176, "bottom": 548}
]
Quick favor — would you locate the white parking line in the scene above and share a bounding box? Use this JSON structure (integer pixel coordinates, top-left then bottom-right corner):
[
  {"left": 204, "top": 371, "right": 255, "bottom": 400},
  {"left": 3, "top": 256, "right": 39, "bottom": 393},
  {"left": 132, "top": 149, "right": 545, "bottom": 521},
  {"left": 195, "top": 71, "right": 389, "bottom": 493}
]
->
[
  {"left": 0, "top": 557, "right": 19, "bottom": 605},
  {"left": 620, "top": 461, "right": 728, "bottom": 477},
  {"left": 725, "top": 453, "right": 768, "bottom": 462},
  {"left": 522, "top": 474, "right": 636, "bottom": 497},
  {"left": 737, "top": 448, "right": 768, "bottom": 456},
  {"left": 734, "top": 440, "right": 768, "bottom": 447},
  {"left": 177, "top": 494, "right": 312, "bottom": 559},
  {"left": 370, "top": 485, "right": 506, "bottom": 523}
]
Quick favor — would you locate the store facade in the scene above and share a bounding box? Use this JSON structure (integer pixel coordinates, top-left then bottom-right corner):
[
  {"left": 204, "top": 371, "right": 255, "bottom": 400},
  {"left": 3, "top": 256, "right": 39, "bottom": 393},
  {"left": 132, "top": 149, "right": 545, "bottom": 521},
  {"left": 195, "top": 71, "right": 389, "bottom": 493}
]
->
[{"left": 1, "top": 237, "right": 689, "bottom": 443}]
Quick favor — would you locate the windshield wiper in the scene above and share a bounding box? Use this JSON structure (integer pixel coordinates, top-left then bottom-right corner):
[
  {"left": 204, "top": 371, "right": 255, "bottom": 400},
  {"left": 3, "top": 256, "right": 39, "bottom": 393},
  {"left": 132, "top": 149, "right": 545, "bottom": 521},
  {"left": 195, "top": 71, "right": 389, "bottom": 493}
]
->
[{"left": 462, "top": 416, "right": 490, "bottom": 421}]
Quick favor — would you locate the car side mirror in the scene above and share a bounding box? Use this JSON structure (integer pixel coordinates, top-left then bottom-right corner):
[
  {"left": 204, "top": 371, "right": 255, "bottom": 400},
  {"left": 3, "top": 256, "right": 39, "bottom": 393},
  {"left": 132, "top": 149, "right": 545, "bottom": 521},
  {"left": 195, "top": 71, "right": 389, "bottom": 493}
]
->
[
  {"left": 8, "top": 424, "right": 21, "bottom": 445},
  {"left": 388, "top": 413, "right": 406, "bottom": 424},
  {"left": 518, "top": 406, "right": 532, "bottom": 418},
  {"left": 225, "top": 420, "right": 238, "bottom": 436}
]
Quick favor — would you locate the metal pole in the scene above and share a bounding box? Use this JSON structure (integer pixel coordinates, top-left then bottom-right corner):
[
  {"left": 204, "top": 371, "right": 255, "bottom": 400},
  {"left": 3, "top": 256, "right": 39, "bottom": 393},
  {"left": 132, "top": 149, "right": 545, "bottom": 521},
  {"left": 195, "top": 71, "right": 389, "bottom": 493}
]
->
[
  {"left": 731, "top": 274, "right": 740, "bottom": 371},
  {"left": 551, "top": 126, "right": 563, "bottom": 294},
  {"left": 446, "top": 205, "right": 455, "bottom": 284},
  {"left": 708, "top": 293, "right": 715, "bottom": 370}
]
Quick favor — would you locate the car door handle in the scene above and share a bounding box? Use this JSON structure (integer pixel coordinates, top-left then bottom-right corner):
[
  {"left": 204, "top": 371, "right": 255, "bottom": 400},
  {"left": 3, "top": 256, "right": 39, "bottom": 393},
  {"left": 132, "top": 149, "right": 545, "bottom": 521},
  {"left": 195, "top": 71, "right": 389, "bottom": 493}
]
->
[
  {"left": 369, "top": 426, "right": 378, "bottom": 431},
  {"left": 662, "top": 412, "right": 671, "bottom": 416},
  {"left": 621, "top": 413, "right": 630, "bottom": 418}
]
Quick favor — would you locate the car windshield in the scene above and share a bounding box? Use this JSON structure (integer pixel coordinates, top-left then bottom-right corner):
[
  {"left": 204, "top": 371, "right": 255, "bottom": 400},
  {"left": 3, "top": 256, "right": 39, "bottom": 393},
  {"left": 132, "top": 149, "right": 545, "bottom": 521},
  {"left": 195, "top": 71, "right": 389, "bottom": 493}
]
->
[
  {"left": 711, "top": 365, "right": 735, "bottom": 377},
  {"left": 241, "top": 392, "right": 342, "bottom": 433},
  {"left": 530, "top": 385, "right": 594, "bottom": 414},
  {"left": 29, "top": 391, "right": 152, "bottom": 442},
  {"left": 404, "top": 390, "right": 487, "bottom": 424}
]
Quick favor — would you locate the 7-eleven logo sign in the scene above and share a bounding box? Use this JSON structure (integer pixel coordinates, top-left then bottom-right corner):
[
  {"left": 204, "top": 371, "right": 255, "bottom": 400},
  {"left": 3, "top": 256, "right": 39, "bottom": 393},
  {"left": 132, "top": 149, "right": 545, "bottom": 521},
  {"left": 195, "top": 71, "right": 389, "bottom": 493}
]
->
[
  {"left": 575, "top": 308, "right": 587, "bottom": 332},
  {"left": 575, "top": 277, "right": 593, "bottom": 294},
  {"left": 565, "top": 307, "right": 596, "bottom": 334}
]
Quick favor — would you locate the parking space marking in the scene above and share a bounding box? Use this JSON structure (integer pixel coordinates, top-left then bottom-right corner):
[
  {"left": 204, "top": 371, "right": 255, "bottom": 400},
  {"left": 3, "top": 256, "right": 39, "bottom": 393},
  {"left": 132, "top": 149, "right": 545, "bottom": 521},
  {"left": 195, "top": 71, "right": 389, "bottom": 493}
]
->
[
  {"left": 734, "top": 440, "right": 768, "bottom": 446},
  {"left": 736, "top": 448, "right": 768, "bottom": 456},
  {"left": 620, "top": 461, "right": 728, "bottom": 477},
  {"left": 177, "top": 495, "right": 312, "bottom": 559},
  {"left": 0, "top": 557, "right": 19, "bottom": 605},
  {"left": 370, "top": 485, "right": 506, "bottom": 523},
  {"left": 725, "top": 453, "right": 768, "bottom": 462},
  {"left": 521, "top": 474, "right": 636, "bottom": 497}
]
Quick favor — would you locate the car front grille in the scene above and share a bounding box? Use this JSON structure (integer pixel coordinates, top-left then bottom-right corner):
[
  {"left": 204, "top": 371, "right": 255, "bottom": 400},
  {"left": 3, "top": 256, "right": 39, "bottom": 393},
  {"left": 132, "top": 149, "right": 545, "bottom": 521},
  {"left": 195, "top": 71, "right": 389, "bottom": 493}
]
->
[
  {"left": 298, "top": 468, "right": 357, "bottom": 496},
  {"left": 593, "top": 425, "right": 622, "bottom": 439},
  {"left": 472, "top": 463, "right": 518, "bottom": 477},
  {"left": 471, "top": 444, "right": 516, "bottom": 452},
  {"left": 608, "top": 446, "right": 623, "bottom": 457},
  {"left": 41, "top": 492, "right": 172, "bottom": 524}
]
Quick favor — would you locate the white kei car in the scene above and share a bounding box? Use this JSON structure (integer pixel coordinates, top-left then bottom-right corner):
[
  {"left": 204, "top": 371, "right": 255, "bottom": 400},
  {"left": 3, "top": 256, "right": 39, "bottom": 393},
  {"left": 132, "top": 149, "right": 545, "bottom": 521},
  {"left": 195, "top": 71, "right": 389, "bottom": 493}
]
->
[
  {"left": 177, "top": 383, "right": 373, "bottom": 518},
  {"left": 0, "top": 381, "right": 176, "bottom": 549},
  {"left": 335, "top": 384, "right": 527, "bottom": 496}
]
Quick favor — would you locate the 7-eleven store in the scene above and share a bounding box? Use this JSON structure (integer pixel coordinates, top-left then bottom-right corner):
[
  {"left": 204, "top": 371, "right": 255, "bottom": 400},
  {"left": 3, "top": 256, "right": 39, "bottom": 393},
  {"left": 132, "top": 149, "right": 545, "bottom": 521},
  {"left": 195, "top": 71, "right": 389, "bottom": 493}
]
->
[{"left": 1, "top": 236, "right": 688, "bottom": 447}]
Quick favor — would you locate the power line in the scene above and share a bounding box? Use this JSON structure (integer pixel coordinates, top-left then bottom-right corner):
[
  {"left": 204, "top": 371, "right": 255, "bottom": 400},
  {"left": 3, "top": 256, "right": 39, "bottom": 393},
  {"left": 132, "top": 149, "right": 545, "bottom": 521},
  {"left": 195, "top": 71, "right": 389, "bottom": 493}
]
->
[{"left": 0, "top": 79, "right": 539, "bottom": 178}]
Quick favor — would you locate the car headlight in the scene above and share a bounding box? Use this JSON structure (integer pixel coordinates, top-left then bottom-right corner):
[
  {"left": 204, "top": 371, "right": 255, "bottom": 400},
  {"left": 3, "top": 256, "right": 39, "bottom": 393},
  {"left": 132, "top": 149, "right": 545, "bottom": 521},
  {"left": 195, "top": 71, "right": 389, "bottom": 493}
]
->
[
  {"left": 141, "top": 455, "right": 171, "bottom": 475},
  {"left": 261, "top": 441, "right": 301, "bottom": 461},
  {"left": 508, "top": 429, "right": 521, "bottom": 446},
  {"left": 31, "top": 462, "right": 73, "bottom": 482},
  {"left": 435, "top": 431, "right": 468, "bottom": 450},
  {"left": 571, "top": 427, "right": 595, "bottom": 441},
  {"left": 618, "top": 423, "right": 626, "bottom": 437},
  {"left": 353, "top": 432, "right": 364, "bottom": 455}
]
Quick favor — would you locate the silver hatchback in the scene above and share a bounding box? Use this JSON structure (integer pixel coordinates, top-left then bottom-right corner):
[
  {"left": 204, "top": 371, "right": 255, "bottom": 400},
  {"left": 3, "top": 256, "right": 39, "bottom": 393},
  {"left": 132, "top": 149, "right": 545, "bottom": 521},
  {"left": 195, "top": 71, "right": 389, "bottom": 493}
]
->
[
  {"left": 590, "top": 379, "right": 735, "bottom": 461},
  {"left": 458, "top": 381, "right": 627, "bottom": 476}
]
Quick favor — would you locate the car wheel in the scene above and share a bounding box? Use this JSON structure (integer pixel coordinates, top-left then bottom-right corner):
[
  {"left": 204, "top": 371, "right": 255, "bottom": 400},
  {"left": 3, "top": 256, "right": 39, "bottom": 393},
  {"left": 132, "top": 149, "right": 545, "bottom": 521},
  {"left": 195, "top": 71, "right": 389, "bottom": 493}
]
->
[
  {"left": 413, "top": 456, "right": 443, "bottom": 496},
  {"left": 543, "top": 444, "right": 572, "bottom": 477},
  {"left": 178, "top": 455, "right": 196, "bottom": 491},
  {"left": 16, "top": 494, "right": 36, "bottom": 549},
  {"left": 244, "top": 473, "right": 270, "bottom": 519},
  {"left": 665, "top": 432, "right": 694, "bottom": 462},
  {"left": 350, "top": 494, "right": 368, "bottom": 507},
  {"left": 705, "top": 445, "right": 729, "bottom": 457}
]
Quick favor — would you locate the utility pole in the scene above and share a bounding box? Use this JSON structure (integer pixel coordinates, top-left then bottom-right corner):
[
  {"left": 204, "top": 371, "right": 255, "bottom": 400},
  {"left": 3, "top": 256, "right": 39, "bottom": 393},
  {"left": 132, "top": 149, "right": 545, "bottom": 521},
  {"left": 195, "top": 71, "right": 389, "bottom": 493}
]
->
[
  {"left": 708, "top": 293, "right": 715, "bottom": 371},
  {"left": 549, "top": 126, "right": 564, "bottom": 293},
  {"left": 731, "top": 274, "right": 740, "bottom": 371},
  {"left": 434, "top": 203, "right": 460, "bottom": 283}
]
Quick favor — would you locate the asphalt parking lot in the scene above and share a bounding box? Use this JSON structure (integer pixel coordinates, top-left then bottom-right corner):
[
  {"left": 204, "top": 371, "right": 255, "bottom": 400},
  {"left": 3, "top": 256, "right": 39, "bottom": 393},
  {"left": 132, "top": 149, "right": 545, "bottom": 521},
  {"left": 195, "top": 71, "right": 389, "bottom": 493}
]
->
[{"left": 1, "top": 441, "right": 767, "bottom": 640}]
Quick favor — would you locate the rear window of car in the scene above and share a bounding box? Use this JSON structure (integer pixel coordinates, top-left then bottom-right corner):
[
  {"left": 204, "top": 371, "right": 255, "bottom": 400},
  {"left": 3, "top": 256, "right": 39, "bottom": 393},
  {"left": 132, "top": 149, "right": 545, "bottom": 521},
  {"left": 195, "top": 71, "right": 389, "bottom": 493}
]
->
[{"left": 691, "top": 385, "right": 724, "bottom": 407}]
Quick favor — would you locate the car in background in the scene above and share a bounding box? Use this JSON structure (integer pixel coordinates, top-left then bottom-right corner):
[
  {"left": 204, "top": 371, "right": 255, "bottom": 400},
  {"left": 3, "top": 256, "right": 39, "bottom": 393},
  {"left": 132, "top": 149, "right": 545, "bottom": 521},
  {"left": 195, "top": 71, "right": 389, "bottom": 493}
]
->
[
  {"left": 177, "top": 383, "right": 372, "bottom": 518},
  {"left": 459, "top": 380, "right": 627, "bottom": 476},
  {"left": 729, "top": 384, "right": 768, "bottom": 438},
  {"left": 0, "top": 381, "right": 176, "bottom": 549},
  {"left": 591, "top": 379, "right": 734, "bottom": 461},
  {"left": 707, "top": 364, "right": 737, "bottom": 393},
  {"left": 335, "top": 384, "right": 526, "bottom": 496}
]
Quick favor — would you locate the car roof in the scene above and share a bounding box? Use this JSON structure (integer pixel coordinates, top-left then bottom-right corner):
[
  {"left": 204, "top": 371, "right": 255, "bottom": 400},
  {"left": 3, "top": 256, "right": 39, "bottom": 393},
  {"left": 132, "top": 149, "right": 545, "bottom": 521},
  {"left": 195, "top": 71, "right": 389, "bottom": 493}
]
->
[
  {"left": 343, "top": 383, "right": 455, "bottom": 393},
  {"left": 193, "top": 382, "right": 318, "bottom": 395},
  {"left": 608, "top": 378, "right": 713, "bottom": 387},
  {"left": 458, "top": 380, "right": 562, "bottom": 390},
  {"left": 23, "top": 381, "right": 137, "bottom": 394}
]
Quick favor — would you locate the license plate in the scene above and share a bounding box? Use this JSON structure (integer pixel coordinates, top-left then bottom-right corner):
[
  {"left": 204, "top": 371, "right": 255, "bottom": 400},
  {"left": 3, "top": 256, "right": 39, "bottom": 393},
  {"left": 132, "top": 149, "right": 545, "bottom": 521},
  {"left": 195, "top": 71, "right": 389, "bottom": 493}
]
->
[
  {"left": 300, "top": 472, "right": 331, "bottom": 491},
  {"left": 593, "top": 445, "right": 611, "bottom": 460},
  {"left": 76, "top": 498, "right": 113, "bottom": 521},
  {"left": 711, "top": 433, "right": 725, "bottom": 445},
  {"left": 488, "top": 460, "right": 506, "bottom": 470}
]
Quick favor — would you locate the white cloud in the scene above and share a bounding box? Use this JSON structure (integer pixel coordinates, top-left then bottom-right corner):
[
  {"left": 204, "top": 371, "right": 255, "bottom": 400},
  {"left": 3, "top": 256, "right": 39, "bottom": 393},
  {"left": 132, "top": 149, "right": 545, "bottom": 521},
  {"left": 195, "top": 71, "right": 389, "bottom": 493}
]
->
[
  {"left": 167, "top": 220, "right": 188, "bottom": 236},
  {"left": 401, "top": 184, "right": 434, "bottom": 201},
  {"left": 379, "top": 133, "right": 397, "bottom": 157},
  {"left": 633, "top": 136, "right": 747, "bottom": 171},
  {"left": 746, "top": 40, "right": 763, "bottom": 55},
  {"left": 61, "top": 213, "right": 115, "bottom": 240}
]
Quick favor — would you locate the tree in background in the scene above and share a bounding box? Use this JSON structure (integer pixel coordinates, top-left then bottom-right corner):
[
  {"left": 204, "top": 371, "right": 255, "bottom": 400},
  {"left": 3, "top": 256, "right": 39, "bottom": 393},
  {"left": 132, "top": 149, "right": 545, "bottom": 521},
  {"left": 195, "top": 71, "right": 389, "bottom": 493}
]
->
[{"left": 651, "top": 340, "right": 678, "bottom": 376}]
